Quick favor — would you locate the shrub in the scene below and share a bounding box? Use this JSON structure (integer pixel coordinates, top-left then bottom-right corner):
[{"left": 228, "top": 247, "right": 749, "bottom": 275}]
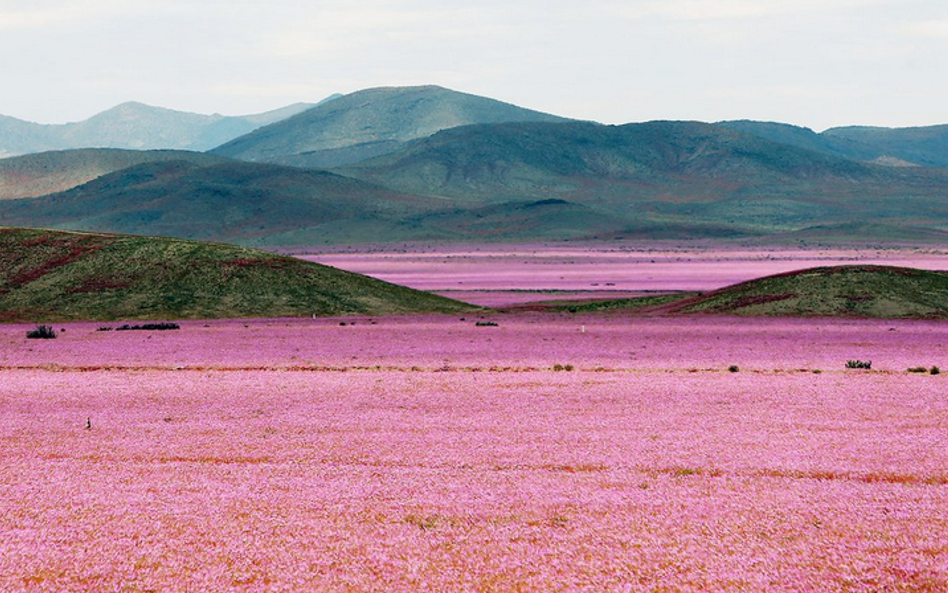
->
[
  {"left": 475, "top": 321, "right": 499, "bottom": 327},
  {"left": 115, "top": 322, "right": 180, "bottom": 331},
  {"left": 845, "top": 360, "right": 872, "bottom": 370},
  {"left": 26, "top": 325, "right": 57, "bottom": 339},
  {"left": 908, "top": 366, "right": 928, "bottom": 373},
  {"left": 553, "top": 364, "right": 575, "bottom": 372},
  {"left": 728, "top": 365, "right": 740, "bottom": 373},
  {"left": 932, "top": 366, "right": 941, "bottom": 375},
  {"left": 97, "top": 326, "right": 114, "bottom": 332}
]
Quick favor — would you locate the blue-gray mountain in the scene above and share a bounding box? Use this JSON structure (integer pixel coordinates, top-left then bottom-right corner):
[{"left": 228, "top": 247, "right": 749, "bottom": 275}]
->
[
  {"left": 211, "top": 85, "right": 569, "bottom": 168},
  {"left": 719, "top": 121, "right": 948, "bottom": 168},
  {"left": 0, "top": 99, "right": 336, "bottom": 158},
  {"left": 3, "top": 85, "right": 948, "bottom": 245}
]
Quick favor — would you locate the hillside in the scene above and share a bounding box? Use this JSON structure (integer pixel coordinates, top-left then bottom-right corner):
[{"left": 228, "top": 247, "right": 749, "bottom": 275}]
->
[
  {"left": 720, "top": 120, "right": 948, "bottom": 168},
  {"left": 0, "top": 100, "right": 324, "bottom": 157},
  {"left": 0, "top": 149, "right": 228, "bottom": 199},
  {"left": 0, "top": 160, "right": 445, "bottom": 244},
  {"left": 212, "top": 85, "right": 569, "bottom": 168},
  {"left": 716, "top": 121, "right": 876, "bottom": 162},
  {"left": 664, "top": 265, "right": 948, "bottom": 318},
  {"left": 822, "top": 125, "right": 948, "bottom": 168},
  {"left": 0, "top": 227, "right": 471, "bottom": 322},
  {"left": 343, "top": 120, "right": 948, "bottom": 234}
]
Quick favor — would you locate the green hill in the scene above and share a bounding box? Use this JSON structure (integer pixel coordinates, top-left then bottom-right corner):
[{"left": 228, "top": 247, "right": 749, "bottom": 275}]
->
[
  {"left": 0, "top": 227, "right": 472, "bottom": 322},
  {"left": 719, "top": 121, "right": 948, "bottom": 169},
  {"left": 212, "top": 85, "right": 569, "bottom": 168},
  {"left": 823, "top": 125, "right": 948, "bottom": 168},
  {"left": 0, "top": 148, "right": 228, "bottom": 199},
  {"left": 344, "top": 120, "right": 926, "bottom": 202},
  {"left": 664, "top": 265, "right": 948, "bottom": 318},
  {"left": 343, "top": 120, "right": 948, "bottom": 236},
  {"left": 0, "top": 160, "right": 444, "bottom": 244}
]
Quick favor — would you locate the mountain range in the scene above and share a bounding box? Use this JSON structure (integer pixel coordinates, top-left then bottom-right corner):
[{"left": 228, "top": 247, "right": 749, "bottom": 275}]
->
[
  {"left": 0, "top": 98, "right": 337, "bottom": 157},
  {"left": 2, "top": 85, "right": 948, "bottom": 245}
]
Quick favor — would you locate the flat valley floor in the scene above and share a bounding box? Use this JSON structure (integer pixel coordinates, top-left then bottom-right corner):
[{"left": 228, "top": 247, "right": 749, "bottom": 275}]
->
[{"left": 2, "top": 245, "right": 948, "bottom": 592}]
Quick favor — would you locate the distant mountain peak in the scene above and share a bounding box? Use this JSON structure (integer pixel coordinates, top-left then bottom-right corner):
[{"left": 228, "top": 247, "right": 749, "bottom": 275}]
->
[
  {"left": 212, "top": 84, "right": 569, "bottom": 168},
  {"left": 0, "top": 101, "right": 319, "bottom": 156}
]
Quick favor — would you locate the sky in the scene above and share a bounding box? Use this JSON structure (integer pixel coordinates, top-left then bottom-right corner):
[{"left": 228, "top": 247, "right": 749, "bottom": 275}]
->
[{"left": 0, "top": 0, "right": 945, "bottom": 130}]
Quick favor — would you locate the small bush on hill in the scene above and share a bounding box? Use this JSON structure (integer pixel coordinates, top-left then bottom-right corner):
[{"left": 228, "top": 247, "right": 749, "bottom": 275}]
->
[
  {"left": 932, "top": 366, "right": 941, "bottom": 375},
  {"left": 26, "top": 325, "right": 57, "bottom": 339},
  {"left": 475, "top": 321, "right": 499, "bottom": 327},
  {"left": 728, "top": 365, "right": 740, "bottom": 373},
  {"left": 908, "top": 366, "right": 928, "bottom": 373},
  {"left": 553, "top": 364, "right": 575, "bottom": 372},
  {"left": 846, "top": 360, "right": 872, "bottom": 370}
]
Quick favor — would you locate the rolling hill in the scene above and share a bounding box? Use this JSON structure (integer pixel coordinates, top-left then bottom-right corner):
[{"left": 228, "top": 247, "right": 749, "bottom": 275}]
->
[
  {"left": 4, "top": 120, "right": 948, "bottom": 245},
  {"left": 0, "top": 100, "right": 327, "bottom": 157},
  {"left": 822, "top": 125, "right": 948, "bottom": 168},
  {"left": 0, "top": 227, "right": 472, "bottom": 322},
  {"left": 663, "top": 265, "right": 948, "bottom": 318},
  {"left": 212, "top": 85, "right": 569, "bottom": 168},
  {"left": 342, "top": 120, "right": 948, "bottom": 234},
  {"left": 719, "top": 120, "right": 948, "bottom": 168},
  {"left": 0, "top": 149, "right": 229, "bottom": 200},
  {"left": 0, "top": 160, "right": 447, "bottom": 245}
]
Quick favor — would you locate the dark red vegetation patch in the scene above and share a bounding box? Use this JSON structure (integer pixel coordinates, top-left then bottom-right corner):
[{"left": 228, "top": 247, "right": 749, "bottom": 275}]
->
[
  {"left": 68, "top": 278, "right": 132, "bottom": 294},
  {"left": 9, "top": 237, "right": 108, "bottom": 288}
]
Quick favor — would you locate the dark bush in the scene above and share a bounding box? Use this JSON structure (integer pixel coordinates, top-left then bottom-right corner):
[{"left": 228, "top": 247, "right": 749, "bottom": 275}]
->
[
  {"left": 115, "top": 322, "right": 180, "bottom": 331},
  {"left": 845, "top": 360, "right": 872, "bottom": 370},
  {"left": 26, "top": 325, "right": 57, "bottom": 339},
  {"left": 908, "top": 366, "right": 928, "bottom": 373},
  {"left": 932, "top": 366, "right": 941, "bottom": 375},
  {"left": 728, "top": 365, "right": 740, "bottom": 373},
  {"left": 475, "top": 321, "right": 499, "bottom": 327}
]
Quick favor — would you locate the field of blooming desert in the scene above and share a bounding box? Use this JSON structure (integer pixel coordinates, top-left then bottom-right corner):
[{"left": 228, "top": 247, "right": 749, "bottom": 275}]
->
[{"left": 2, "top": 309, "right": 948, "bottom": 592}]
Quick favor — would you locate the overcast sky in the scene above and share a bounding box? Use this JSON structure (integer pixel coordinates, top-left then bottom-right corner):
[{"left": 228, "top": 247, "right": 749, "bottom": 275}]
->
[{"left": 1, "top": 0, "right": 945, "bottom": 130}]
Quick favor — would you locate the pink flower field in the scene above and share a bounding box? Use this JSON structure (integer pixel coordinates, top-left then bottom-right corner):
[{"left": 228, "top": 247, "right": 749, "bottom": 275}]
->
[
  {"left": 303, "top": 245, "right": 948, "bottom": 305},
  {"left": 2, "top": 315, "right": 947, "bottom": 591}
]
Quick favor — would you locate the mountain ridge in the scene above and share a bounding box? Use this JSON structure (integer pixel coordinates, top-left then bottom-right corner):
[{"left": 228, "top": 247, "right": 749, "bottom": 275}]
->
[
  {"left": 211, "top": 85, "right": 570, "bottom": 168},
  {"left": 0, "top": 98, "right": 334, "bottom": 157}
]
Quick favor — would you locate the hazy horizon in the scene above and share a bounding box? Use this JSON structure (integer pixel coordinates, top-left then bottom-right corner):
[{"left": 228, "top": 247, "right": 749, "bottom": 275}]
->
[{"left": 1, "top": 0, "right": 945, "bottom": 131}]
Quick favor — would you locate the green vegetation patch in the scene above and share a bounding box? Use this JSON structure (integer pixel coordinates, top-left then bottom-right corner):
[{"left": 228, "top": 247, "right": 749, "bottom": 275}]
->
[
  {"left": 0, "top": 227, "right": 473, "bottom": 322},
  {"left": 673, "top": 265, "right": 948, "bottom": 319}
]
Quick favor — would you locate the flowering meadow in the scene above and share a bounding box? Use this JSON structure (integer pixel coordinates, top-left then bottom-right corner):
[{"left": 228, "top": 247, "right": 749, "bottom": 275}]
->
[
  {"left": 2, "top": 315, "right": 947, "bottom": 591},
  {"left": 305, "top": 245, "right": 948, "bottom": 305}
]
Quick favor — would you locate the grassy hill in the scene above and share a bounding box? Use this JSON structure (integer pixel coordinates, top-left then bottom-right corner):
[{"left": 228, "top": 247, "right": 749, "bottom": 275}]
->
[
  {"left": 663, "top": 265, "right": 948, "bottom": 318},
  {"left": 0, "top": 149, "right": 228, "bottom": 199},
  {"left": 0, "top": 227, "right": 472, "bottom": 322},
  {"left": 212, "top": 85, "right": 569, "bottom": 168}
]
